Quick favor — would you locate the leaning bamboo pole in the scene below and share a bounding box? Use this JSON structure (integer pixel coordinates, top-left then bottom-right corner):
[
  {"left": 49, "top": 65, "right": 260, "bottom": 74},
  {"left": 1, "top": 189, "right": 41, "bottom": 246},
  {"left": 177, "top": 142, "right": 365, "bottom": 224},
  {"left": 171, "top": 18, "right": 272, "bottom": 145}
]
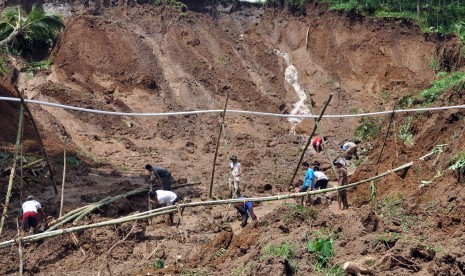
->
[
  {"left": 60, "top": 136, "right": 67, "bottom": 217},
  {"left": 376, "top": 103, "right": 397, "bottom": 164},
  {"left": 0, "top": 160, "right": 415, "bottom": 249},
  {"left": 304, "top": 90, "right": 337, "bottom": 177},
  {"left": 13, "top": 87, "right": 58, "bottom": 194},
  {"left": 289, "top": 94, "right": 333, "bottom": 186},
  {"left": 0, "top": 105, "right": 24, "bottom": 236},
  {"left": 209, "top": 89, "right": 230, "bottom": 198},
  {"left": 16, "top": 218, "right": 23, "bottom": 276}
]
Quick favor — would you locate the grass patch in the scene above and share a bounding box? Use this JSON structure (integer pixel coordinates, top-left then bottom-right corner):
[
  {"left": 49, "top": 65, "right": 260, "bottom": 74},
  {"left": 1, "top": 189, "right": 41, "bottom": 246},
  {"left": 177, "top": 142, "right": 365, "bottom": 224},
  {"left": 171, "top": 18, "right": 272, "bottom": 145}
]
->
[
  {"left": 231, "top": 261, "right": 258, "bottom": 276},
  {"left": 376, "top": 194, "right": 415, "bottom": 231},
  {"left": 282, "top": 203, "right": 317, "bottom": 223},
  {"left": 373, "top": 232, "right": 402, "bottom": 250},
  {"left": 76, "top": 149, "right": 101, "bottom": 164},
  {"left": 420, "top": 71, "right": 465, "bottom": 103},
  {"left": 25, "top": 59, "right": 53, "bottom": 78},
  {"left": 261, "top": 242, "right": 294, "bottom": 260}
]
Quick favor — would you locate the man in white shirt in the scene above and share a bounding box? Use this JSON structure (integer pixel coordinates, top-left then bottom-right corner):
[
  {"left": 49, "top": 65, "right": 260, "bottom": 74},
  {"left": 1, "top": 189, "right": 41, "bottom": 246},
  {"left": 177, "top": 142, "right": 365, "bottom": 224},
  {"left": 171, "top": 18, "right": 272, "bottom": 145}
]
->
[
  {"left": 22, "top": 195, "right": 46, "bottom": 233},
  {"left": 313, "top": 166, "right": 329, "bottom": 190},
  {"left": 229, "top": 155, "right": 242, "bottom": 198},
  {"left": 149, "top": 190, "right": 179, "bottom": 226},
  {"left": 342, "top": 141, "right": 359, "bottom": 160}
]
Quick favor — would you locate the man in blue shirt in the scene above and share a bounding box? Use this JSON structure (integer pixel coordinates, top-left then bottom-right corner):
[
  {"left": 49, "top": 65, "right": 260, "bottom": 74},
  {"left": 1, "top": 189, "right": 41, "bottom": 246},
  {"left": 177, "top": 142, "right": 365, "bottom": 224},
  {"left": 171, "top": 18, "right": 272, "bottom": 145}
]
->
[
  {"left": 234, "top": 196, "right": 257, "bottom": 228},
  {"left": 145, "top": 164, "right": 172, "bottom": 191},
  {"left": 295, "top": 162, "right": 315, "bottom": 205}
]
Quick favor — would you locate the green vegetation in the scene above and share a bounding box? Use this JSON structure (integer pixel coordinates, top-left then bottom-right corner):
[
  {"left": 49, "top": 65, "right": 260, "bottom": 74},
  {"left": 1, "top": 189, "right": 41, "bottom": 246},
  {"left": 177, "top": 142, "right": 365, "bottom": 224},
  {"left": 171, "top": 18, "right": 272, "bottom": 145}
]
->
[
  {"left": 420, "top": 71, "right": 465, "bottom": 103},
  {"left": 25, "top": 59, "right": 53, "bottom": 78},
  {"left": 0, "top": 6, "right": 64, "bottom": 56},
  {"left": 448, "top": 151, "right": 465, "bottom": 171},
  {"left": 215, "top": 247, "right": 227, "bottom": 258},
  {"left": 398, "top": 116, "right": 413, "bottom": 145},
  {"left": 154, "top": 258, "right": 164, "bottom": 269},
  {"left": 354, "top": 116, "right": 383, "bottom": 141},
  {"left": 307, "top": 228, "right": 343, "bottom": 275},
  {"left": 180, "top": 268, "right": 210, "bottom": 276},
  {"left": 153, "top": 0, "right": 187, "bottom": 11},
  {"left": 59, "top": 154, "right": 81, "bottom": 166},
  {"left": 282, "top": 203, "right": 317, "bottom": 223},
  {"left": 373, "top": 231, "right": 402, "bottom": 250},
  {"left": 76, "top": 149, "right": 101, "bottom": 164},
  {"left": 231, "top": 261, "right": 258, "bottom": 276},
  {"left": 317, "top": 0, "right": 465, "bottom": 39},
  {"left": 376, "top": 194, "right": 415, "bottom": 231},
  {"left": 261, "top": 242, "right": 294, "bottom": 260}
]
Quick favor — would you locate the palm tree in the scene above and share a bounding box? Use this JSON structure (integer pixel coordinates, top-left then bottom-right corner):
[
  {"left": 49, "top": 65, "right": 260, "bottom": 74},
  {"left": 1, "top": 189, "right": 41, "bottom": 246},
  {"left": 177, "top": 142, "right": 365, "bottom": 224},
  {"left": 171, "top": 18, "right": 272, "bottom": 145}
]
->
[{"left": 0, "top": 5, "right": 64, "bottom": 54}]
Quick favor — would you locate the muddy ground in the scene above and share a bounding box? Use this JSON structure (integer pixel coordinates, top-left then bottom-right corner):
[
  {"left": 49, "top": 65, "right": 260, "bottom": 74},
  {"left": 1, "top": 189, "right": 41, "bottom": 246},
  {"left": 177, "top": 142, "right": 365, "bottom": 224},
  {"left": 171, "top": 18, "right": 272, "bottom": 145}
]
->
[{"left": 0, "top": 1, "right": 465, "bottom": 275}]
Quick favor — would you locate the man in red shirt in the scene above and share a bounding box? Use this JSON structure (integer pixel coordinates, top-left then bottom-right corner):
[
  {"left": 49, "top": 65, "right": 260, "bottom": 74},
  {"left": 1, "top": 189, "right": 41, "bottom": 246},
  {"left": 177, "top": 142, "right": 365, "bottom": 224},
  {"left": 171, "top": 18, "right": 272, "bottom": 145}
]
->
[
  {"left": 312, "top": 136, "right": 327, "bottom": 153},
  {"left": 22, "top": 195, "right": 46, "bottom": 233}
]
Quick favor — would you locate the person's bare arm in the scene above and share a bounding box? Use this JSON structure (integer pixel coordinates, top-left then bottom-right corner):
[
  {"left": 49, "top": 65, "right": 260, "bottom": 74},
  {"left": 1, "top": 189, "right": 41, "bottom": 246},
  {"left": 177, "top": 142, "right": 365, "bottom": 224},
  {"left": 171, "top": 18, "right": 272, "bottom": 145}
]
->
[{"left": 238, "top": 164, "right": 242, "bottom": 176}]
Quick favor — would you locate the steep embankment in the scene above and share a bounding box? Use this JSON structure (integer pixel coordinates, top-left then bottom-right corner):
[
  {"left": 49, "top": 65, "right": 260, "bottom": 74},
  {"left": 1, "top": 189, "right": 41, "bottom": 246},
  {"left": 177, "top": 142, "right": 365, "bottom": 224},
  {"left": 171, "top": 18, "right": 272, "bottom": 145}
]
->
[{"left": 1, "top": 2, "right": 464, "bottom": 275}]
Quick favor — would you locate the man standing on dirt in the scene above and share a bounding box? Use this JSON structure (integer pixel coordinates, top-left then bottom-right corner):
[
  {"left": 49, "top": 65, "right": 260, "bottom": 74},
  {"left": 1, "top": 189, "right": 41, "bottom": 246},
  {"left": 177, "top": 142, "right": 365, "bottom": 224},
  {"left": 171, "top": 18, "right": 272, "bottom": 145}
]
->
[
  {"left": 148, "top": 190, "right": 179, "bottom": 226},
  {"left": 22, "top": 195, "right": 46, "bottom": 234},
  {"left": 229, "top": 155, "right": 242, "bottom": 198},
  {"left": 334, "top": 160, "right": 349, "bottom": 210},
  {"left": 342, "top": 141, "right": 359, "bottom": 160},
  {"left": 312, "top": 136, "right": 327, "bottom": 153},
  {"left": 145, "top": 164, "right": 172, "bottom": 191},
  {"left": 234, "top": 196, "right": 257, "bottom": 228}
]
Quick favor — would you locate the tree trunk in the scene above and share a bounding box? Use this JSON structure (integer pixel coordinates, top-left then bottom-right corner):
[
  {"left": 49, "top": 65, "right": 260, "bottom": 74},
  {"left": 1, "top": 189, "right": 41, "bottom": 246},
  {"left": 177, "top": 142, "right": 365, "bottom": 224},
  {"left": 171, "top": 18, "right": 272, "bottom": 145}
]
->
[{"left": 0, "top": 29, "right": 19, "bottom": 48}]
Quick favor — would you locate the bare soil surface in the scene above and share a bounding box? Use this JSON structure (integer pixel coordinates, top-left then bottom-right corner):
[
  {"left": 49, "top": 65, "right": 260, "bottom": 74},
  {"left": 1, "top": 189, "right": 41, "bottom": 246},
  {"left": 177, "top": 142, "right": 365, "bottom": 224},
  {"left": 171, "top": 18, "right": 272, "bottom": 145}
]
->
[{"left": 1, "top": 2, "right": 465, "bottom": 275}]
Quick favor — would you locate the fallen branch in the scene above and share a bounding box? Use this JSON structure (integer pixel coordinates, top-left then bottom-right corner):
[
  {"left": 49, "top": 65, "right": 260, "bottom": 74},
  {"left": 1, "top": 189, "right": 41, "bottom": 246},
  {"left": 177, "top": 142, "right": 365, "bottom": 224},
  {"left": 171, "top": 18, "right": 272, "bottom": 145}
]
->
[{"left": 145, "top": 238, "right": 166, "bottom": 261}]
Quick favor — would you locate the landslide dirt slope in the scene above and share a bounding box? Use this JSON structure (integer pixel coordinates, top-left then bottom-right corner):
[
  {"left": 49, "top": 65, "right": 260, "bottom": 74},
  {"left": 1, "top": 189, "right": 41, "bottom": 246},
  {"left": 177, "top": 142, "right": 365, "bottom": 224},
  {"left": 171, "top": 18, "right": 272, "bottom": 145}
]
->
[{"left": 1, "top": 2, "right": 465, "bottom": 276}]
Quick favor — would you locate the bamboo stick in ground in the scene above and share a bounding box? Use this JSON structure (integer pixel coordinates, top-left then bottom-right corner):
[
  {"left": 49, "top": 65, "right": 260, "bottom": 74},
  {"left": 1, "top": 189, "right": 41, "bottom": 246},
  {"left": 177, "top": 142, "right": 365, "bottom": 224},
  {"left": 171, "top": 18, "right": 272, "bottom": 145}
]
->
[
  {"left": 0, "top": 160, "right": 415, "bottom": 249},
  {"left": 209, "top": 89, "right": 230, "bottom": 198},
  {"left": 13, "top": 86, "right": 58, "bottom": 194},
  {"left": 304, "top": 90, "right": 337, "bottom": 177},
  {"left": 376, "top": 103, "right": 397, "bottom": 164},
  {"left": 16, "top": 218, "right": 23, "bottom": 276},
  {"left": 0, "top": 105, "right": 24, "bottom": 236},
  {"left": 145, "top": 238, "right": 167, "bottom": 260},
  {"left": 289, "top": 94, "right": 333, "bottom": 187},
  {"left": 60, "top": 136, "right": 67, "bottom": 217}
]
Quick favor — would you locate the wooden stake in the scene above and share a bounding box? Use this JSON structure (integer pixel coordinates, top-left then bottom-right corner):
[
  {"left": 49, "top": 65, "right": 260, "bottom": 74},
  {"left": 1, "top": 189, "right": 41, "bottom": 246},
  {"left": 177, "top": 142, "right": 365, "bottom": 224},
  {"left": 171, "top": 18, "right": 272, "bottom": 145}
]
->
[
  {"left": 304, "top": 90, "right": 337, "bottom": 177},
  {"left": 376, "top": 103, "right": 397, "bottom": 164},
  {"left": 305, "top": 27, "right": 310, "bottom": 50},
  {"left": 0, "top": 105, "right": 24, "bottom": 236},
  {"left": 209, "top": 89, "right": 230, "bottom": 198},
  {"left": 289, "top": 94, "right": 333, "bottom": 187},
  {"left": 16, "top": 218, "right": 23, "bottom": 276},
  {"left": 0, "top": 160, "right": 416, "bottom": 249},
  {"left": 176, "top": 203, "right": 187, "bottom": 243},
  {"left": 13, "top": 87, "right": 58, "bottom": 194},
  {"left": 60, "top": 136, "right": 67, "bottom": 217}
]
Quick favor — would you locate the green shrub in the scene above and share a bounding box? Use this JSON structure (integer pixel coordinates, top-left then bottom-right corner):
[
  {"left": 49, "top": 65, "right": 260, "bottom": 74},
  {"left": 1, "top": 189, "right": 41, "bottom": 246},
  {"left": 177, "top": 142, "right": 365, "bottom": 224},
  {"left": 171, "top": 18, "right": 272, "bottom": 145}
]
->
[
  {"left": 154, "top": 258, "right": 164, "bottom": 269},
  {"left": 354, "top": 116, "right": 383, "bottom": 141},
  {"left": 261, "top": 242, "right": 294, "bottom": 260},
  {"left": 448, "top": 152, "right": 465, "bottom": 171},
  {"left": 307, "top": 236, "right": 333, "bottom": 265},
  {"left": 398, "top": 116, "right": 413, "bottom": 145},
  {"left": 420, "top": 71, "right": 465, "bottom": 103}
]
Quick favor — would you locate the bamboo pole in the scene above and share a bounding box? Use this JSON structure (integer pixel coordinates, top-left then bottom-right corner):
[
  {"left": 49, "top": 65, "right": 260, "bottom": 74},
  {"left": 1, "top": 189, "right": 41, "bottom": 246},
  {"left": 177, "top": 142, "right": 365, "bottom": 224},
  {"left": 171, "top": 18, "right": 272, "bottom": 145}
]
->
[
  {"left": 20, "top": 112, "right": 24, "bottom": 205},
  {"left": 0, "top": 160, "right": 415, "bottom": 249},
  {"left": 0, "top": 105, "right": 24, "bottom": 236},
  {"left": 21, "top": 158, "right": 44, "bottom": 169},
  {"left": 304, "top": 90, "right": 337, "bottom": 177},
  {"left": 209, "top": 89, "right": 230, "bottom": 198},
  {"left": 376, "top": 103, "right": 396, "bottom": 164},
  {"left": 171, "top": 182, "right": 202, "bottom": 189},
  {"left": 16, "top": 218, "right": 23, "bottom": 276},
  {"left": 60, "top": 136, "right": 67, "bottom": 217},
  {"left": 289, "top": 94, "right": 333, "bottom": 186},
  {"left": 13, "top": 87, "right": 58, "bottom": 194},
  {"left": 305, "top": 26, "right": 310, "bottom": 50}
]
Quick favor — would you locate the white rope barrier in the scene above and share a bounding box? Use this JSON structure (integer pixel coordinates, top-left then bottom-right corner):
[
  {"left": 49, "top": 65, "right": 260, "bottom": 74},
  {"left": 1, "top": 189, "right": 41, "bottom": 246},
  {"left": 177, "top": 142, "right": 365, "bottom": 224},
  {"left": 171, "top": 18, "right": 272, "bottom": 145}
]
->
[{"left": 1, "top": 96, "right": 464, "bottom": 118}]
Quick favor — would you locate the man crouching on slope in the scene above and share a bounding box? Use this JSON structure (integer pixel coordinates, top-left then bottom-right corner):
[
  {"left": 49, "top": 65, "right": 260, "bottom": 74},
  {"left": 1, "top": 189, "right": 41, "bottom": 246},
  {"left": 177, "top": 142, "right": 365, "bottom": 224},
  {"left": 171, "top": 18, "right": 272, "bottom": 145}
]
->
[{"left": 149, "top": 190, "right": 179, "bottom": 226}]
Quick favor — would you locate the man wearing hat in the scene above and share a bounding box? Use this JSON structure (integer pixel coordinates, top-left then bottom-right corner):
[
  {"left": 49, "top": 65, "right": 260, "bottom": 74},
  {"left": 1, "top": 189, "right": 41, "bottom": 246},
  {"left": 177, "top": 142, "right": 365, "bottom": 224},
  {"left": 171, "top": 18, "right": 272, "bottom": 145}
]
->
[
  {"left": 334, "top": 160, "right": 349, "bottom": 210},
  {"left": 21, "top": 195, "right": 46, "bottom": 233},
  {"left": 229, "top": 155, "right": 242, "bottom": 198}
]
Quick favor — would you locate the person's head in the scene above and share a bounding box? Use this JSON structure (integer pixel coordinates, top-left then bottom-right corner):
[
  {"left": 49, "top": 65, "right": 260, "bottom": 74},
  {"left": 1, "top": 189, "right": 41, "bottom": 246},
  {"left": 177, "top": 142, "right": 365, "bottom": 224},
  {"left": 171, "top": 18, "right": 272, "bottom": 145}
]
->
[
  {"left": 333, "top": 160, "right": 346, "bottom": 168},
  {"left": 148, "top": 191, "right": 159, "bottom": 205},
  {"left": 313, "top": 166, "right": 320, "bottom": 171},
  {"left": 27, "top": 195, "right": 34, "bottom": 201},
  {"left": 230, "top": 155, "right": 238, "bottom": 163},
  {"left": 302, "top": 162, "right": 310, "bottom": 169},
  {"left": 145, "top": 164, "right": 152, "bottom": 171},
  {"left": 323, "top": 136, "right": 328, "bottom": 141}
]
